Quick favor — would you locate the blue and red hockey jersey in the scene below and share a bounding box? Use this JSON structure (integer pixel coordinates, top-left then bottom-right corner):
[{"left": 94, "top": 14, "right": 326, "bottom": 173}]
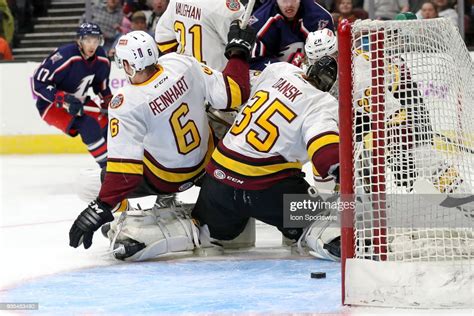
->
[
  {"left": 32, "top": 43, "right": 112, "bottom": 114},
  {"left": 249, "top": 0, "right": 334, "bottom": 70}
]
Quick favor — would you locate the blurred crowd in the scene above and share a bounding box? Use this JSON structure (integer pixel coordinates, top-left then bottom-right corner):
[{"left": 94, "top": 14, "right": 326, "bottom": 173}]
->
[
  {"left": 85, "top": 0, "right": 473, "bottom": 59},
  {"left": 0, "top": 0, "right": 473, "bottom": 62}
]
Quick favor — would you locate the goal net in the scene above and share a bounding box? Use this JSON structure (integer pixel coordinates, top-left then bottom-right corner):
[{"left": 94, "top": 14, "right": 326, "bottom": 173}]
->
[{"left": 338, "top": 18, "right": 473, "bottom": 308}]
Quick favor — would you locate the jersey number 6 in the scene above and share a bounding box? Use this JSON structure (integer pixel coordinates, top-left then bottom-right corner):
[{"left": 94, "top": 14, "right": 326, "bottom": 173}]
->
[{"left": 169, "top": 103, "right": 201, "bottom": 154}]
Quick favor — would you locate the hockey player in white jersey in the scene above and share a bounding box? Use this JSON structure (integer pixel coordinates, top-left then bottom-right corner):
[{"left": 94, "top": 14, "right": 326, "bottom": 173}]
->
[
  {"left": 302, "top": 28, "right": 338, "bottom": 98},
  {"left": 155, "top": 0, "right": 245, "bottom": 71},
  {"left": 155, "top": 0, "right": 251, "bottom": 141},
  {"left": 192, "top": 56, "right": 342, "bottom": 261},
  {"left": 69, "top": 27, "right": 256, "bottom": 258}
]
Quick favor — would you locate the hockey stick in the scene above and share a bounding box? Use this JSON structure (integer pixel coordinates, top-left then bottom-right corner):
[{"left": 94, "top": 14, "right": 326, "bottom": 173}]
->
[
  {"left": 413, "top": 178, "right": 474, "bottom": 208},
  {"left": 83, "top": 105, "right": 108, "bottom": 114},
  {"left": 240, "top": 0, "right": 256, "bottom": 28},
  {"left": 433, "top": 132, "right": 474, "bottom": 155},
  {"left": 60, "top": 98, "right": 108, "bottom": 115}
]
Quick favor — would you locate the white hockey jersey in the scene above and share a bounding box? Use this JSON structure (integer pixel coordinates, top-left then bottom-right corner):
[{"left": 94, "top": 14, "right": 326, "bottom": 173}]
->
[
  {"left": 99, "top": 53, "right": 246, "bottom": 206},
  {"left": 206, "top": 62, "right": 339, "bottom": 190},
  {"left": 155, "top": 0, "right": 244, "bottom": 71}
]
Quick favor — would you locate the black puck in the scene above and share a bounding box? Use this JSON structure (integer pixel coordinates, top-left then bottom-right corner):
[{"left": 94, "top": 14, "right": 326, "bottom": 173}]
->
[{"left": 311, "top": 272, "right": 326, "bottom": 279}]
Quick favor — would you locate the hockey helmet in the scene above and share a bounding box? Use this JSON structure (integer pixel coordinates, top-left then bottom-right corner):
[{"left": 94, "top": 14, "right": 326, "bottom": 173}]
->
[
  {"left": 114, "top": 31, "right": 160, "bottom": 79},
  {"left": 76, "top": 22, "right": 104, "bottom": 46},
  {"left": 305, "top": 28, "right": 338, "bottom": 65}
]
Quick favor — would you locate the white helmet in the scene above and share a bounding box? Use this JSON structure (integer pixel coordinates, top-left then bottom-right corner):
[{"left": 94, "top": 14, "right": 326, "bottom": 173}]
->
[
  {"left": 305, "top": 28, "right": 338, "bottom": 65},
  {"left": 114, "top": 31, "right": 160, "bottom": 79}
]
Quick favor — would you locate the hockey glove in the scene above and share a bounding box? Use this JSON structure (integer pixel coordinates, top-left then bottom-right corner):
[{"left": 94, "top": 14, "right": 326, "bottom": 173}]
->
[
  {"left": 69, "top": 199, "right": 114, "bottom": 249},
  {"left": 328, "top": 163, "right": 340, "bottom": 184},
  {"left": 225, "top": 20, "right": 256, "bottom": 61},
  {"left": 64, "top": 94, "right": 85, "bottom": 116}
]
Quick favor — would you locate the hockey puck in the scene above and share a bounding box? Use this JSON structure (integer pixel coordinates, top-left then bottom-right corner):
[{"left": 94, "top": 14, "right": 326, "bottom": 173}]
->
[{"left": 311, "top": 272, "right": 326, "bottom": 279}]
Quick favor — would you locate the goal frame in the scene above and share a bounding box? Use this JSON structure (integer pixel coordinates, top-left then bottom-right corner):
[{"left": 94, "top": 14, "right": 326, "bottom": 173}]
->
[{"left": 337, "top": 18, "right": 474, "bottom": 308}]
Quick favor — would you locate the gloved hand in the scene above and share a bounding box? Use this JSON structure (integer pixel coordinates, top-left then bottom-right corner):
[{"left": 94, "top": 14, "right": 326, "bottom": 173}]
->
[
  {"left": 224, "top": 20, "right": 256, "bottom": 61},
  {"left": 64, "top": 94, "right": 84, "bottom": 116},
  {"left": 328, "top": 163, "right": 340, "bottom": 184},
  {"left": 69, "top": 199, "right": 114, "bottom": 249}
]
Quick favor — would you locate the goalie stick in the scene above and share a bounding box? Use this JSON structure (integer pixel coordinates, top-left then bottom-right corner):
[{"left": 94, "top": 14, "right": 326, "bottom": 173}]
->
[{"left": 413, "top": 178, "right": 474, "bottom": 208}]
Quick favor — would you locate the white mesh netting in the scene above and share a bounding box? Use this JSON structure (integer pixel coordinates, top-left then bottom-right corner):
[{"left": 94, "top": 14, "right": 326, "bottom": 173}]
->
[{"left": 350, "top": 18, "right": 474, "bottom": 262}]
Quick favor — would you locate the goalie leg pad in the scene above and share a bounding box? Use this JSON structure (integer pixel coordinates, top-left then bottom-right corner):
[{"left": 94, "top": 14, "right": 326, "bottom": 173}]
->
[
  {"left": 300, "top": 209, "right": 341, "bottom": 261},
  {"left": 109, "top": 205, "right": 200, "bottom": 261}
]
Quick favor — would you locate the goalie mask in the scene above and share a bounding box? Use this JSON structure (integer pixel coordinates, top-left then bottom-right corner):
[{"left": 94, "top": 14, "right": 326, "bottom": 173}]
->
[
  {"left": 114, "top": 31, "right": 160, "bottom": 80},
  {"left": 305, "top": 28, "right": 338, "bottom": 65},
  {"left": 305, "top": 55, "right": 338, "bottom": 92}
]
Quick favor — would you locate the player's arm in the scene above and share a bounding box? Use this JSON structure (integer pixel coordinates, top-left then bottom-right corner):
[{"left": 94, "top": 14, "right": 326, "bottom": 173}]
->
[
  {"left": 250, "top": 35, "right": 281, "bottom": 71},
  {"left": 303, "top": 93, "right": 340, "bottom": 182},
  {"left": 32, "top": 50, "right": 88, "bottom": 118},
  {"left": 91, "top": 48, "right": 113, "bottom": 108},
  {"left": 69, "top": 94, "right": 147, "bottom": 249},
  {"left": 155, "top": 0, "right": 179, "bottom": 54},
  {"left": 98, "top": 99, "right": 147, "bottom": 207},
  {"left": 198, "top": 20, "right": 256, "bottom": 110},
  {"left": 32, "top": 50, "right": 70, "bottom": 105},
  {"left": 248, "top": 9, "right": 282, "bottom": 70}
]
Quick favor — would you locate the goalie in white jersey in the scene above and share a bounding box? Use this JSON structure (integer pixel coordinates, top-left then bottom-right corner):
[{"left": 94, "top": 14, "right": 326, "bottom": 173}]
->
[
  {"left": 69, "top": 28, "right": 256, "bottom": 252},
  {"left": 192, "top": 56, "right": 342, "bottom": 261},
  {"left": 155, "top": 0, "right": 245, "bottom": 71}
]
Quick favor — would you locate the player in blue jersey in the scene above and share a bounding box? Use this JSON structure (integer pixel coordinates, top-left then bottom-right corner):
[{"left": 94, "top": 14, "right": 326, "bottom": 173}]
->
[
  {"left": 32, "top": 23, "right": 112, "bottom": 167},
  {"left": 249, "top": 0, "right": 334, "bottom": 70}
]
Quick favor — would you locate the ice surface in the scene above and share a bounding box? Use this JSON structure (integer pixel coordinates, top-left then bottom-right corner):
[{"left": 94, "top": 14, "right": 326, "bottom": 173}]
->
[
  {"left": 0, "top": 155, "right": 470, "bottom": 315},
  {"left": 1, "top": 259, "right": 341, "bottom": 314},
  {"left": 0, "top": 155, "right": 343, "bottom": 314}
]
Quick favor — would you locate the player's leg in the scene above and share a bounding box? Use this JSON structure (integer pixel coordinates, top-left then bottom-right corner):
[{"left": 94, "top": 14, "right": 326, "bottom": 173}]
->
[
  {"left": 247, "top": 174, "right": 309, "bottom": 242},
  {"left": 192, "top": 175, "right": 250, "bottom": 242}
]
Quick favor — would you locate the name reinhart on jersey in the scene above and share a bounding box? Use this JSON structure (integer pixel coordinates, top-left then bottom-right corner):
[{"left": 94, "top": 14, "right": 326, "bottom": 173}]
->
[{"left": 148, "top": 76, "right": 189, "bottom": 115}]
